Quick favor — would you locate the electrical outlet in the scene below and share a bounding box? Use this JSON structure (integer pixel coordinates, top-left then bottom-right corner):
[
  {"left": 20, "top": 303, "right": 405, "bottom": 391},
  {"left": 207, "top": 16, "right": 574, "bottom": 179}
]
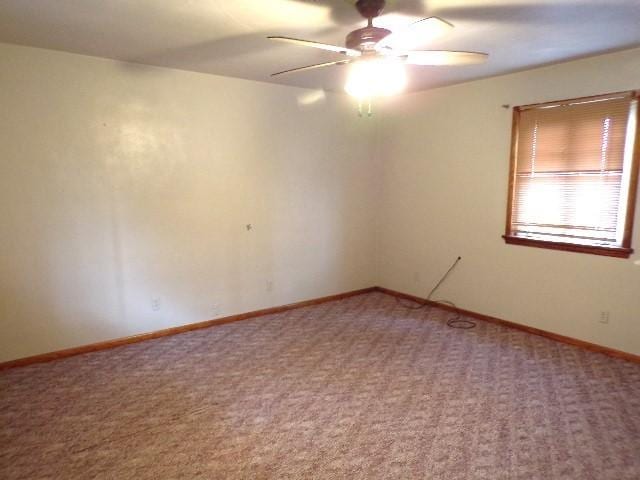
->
[
  {"left": 599, "top": 311, "right": 610, "bottom": 324},
  {"left": 212, "top": 304, "right": 221, "bottom": 316},
  {"left": 151, "top": 297, "right": 161, "bottom": 312},
  {"left": 266, "top": 280, "right": 274, "bottom": 293}
]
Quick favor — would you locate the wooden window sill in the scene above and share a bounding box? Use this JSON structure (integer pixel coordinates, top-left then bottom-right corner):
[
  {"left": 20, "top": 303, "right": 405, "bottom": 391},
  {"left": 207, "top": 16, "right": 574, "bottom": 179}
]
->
[{"left": 502, "top": 235, "right": 634, "bottom": 258}]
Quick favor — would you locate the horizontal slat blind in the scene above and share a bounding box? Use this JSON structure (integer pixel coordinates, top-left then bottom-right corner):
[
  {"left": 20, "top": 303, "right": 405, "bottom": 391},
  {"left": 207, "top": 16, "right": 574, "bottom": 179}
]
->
[{"left": 511, "top": 93, "right": 635, "bottom": 247}]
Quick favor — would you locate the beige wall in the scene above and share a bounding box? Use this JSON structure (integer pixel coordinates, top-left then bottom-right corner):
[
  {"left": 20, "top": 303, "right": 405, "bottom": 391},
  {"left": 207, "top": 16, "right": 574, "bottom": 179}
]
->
[
  {"left": 2, "top": 42, "right": 639, "bottom": 363},
  {"left": 0, "top": 43, "right": 379, "bottom": 362},
  {"left": 377, "top": 47, "right": 640, "bottom": 356}
]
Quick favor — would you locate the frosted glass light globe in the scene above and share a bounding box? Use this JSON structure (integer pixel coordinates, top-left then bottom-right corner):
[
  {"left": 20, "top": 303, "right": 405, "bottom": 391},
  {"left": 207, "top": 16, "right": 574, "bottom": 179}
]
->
[{"left": 345, "top": 58, "right": 407, "bottom": 98}]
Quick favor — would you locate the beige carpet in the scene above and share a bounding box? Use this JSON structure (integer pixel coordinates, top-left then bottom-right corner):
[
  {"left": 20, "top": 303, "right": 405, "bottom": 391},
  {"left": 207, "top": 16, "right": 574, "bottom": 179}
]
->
[{"left": 1, "top": 292, "right": 639, "bottom": 479}]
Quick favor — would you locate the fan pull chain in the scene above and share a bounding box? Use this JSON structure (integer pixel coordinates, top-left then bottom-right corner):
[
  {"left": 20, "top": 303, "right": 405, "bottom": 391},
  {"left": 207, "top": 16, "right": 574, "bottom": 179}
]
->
[{"left": 358, "top": 98, "right": 374, "bottom": 117}]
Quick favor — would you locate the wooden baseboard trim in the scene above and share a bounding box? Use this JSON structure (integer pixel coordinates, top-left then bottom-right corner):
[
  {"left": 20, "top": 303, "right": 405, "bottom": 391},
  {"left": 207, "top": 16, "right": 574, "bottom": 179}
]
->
[
  {"left": 375, "top": 286, "right": 640, "bottom": 364},
  {"left": 0, "top": 287, "right": 377, "bottom": 371},
  {"left": 4, "top": 285, "right": 637, "bottom": 370}
]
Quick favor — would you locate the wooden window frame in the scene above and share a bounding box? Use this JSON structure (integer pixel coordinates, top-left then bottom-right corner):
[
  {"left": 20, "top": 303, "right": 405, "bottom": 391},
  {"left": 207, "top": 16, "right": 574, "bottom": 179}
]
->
[{"left": 503, "top": 90, "right": 640, "bottom": 259}]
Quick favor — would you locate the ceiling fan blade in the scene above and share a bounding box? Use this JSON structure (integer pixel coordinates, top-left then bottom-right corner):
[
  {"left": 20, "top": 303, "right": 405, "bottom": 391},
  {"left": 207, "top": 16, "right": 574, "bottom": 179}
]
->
[
  {"left": 271, "top": 60, "right": 351, "bottom": 77},
  {"left": 377, "top": 17, "right": 453, "bottom": 50},
  {"left": 406, "top": 50, "right": 488, "bottom": 66},
  {"left": 268, "top": 36, "right": 361, "bottom": 57}
]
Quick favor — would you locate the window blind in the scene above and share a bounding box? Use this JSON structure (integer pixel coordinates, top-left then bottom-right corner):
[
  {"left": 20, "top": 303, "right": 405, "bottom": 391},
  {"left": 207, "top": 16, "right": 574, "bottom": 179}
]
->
[{"left": 510, "top": 92, "right": 637, "bottom": 247}]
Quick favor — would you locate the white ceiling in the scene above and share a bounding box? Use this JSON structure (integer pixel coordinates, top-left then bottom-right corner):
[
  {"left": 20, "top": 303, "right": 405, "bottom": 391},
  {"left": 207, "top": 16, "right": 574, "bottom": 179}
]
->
[{"left": 1, "top": 0, "right": 639, "bottom": 93}]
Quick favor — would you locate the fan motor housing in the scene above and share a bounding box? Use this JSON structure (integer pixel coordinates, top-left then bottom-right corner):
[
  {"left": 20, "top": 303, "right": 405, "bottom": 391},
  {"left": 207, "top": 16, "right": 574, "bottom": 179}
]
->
[
  {"left": 346, "top": 26, "right": 391, "bottom": 51},
  {"left": 355, "top": 0, "right": 386, "bottom": 19}
]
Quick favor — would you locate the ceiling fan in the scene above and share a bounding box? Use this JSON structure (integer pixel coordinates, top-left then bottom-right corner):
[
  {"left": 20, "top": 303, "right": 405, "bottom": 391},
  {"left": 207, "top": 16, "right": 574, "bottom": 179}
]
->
[{"left": 267, "top": 0, "right": 488, "bottom": 98}]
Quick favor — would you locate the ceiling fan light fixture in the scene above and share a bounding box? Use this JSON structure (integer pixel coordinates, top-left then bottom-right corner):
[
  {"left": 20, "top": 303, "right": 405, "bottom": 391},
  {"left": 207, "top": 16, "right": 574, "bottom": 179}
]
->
[
  {"left": 267, "top": 1, "right": 487, "bottom": 98},
  {"left": 344, "top": 58, "right": 407, "bottom": 99}
]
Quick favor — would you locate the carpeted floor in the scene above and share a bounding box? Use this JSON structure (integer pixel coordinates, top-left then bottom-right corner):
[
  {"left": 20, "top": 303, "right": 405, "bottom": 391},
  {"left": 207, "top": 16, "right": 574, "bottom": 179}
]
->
[{"left": 1, "top": 292, "right": 639, "bottom": 479}]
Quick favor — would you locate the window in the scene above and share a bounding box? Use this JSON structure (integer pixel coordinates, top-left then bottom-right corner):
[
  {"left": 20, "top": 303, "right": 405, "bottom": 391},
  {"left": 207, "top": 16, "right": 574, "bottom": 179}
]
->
[{"left": 504, "top": 90, "right": 640, "bottom": 258}]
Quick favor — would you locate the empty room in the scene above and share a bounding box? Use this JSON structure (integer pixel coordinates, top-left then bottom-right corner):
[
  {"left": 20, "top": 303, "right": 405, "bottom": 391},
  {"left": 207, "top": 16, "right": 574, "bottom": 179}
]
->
[{"left": 1, "top": 0, "right": 640, "bottom": 478}]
